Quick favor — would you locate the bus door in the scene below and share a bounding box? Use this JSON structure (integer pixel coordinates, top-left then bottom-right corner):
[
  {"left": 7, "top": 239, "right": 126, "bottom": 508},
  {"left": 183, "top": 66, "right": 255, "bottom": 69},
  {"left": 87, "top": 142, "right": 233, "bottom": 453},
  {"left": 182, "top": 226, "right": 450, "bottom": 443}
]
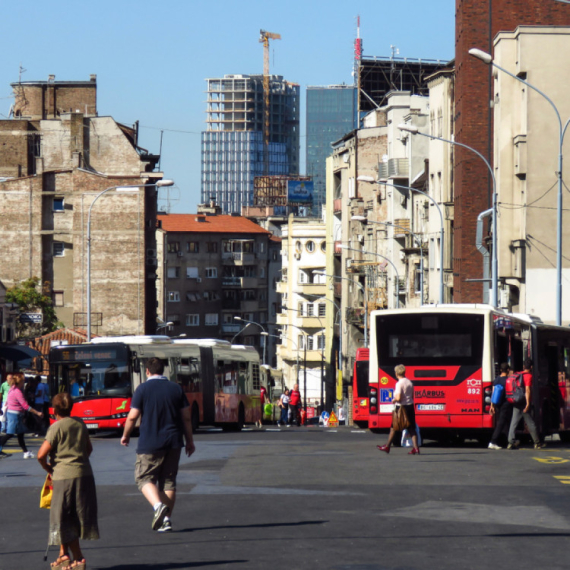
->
[{"left": 199, "top": 346, "right": 216, "bottom": 425}]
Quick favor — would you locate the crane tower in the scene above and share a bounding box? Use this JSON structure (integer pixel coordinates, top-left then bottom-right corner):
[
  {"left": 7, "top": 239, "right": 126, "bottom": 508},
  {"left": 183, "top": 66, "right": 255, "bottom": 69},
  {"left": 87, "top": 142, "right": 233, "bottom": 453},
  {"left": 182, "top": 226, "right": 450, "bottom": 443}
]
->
[{"left": 259, "top": 29, "right": 281, "bottom": 173}]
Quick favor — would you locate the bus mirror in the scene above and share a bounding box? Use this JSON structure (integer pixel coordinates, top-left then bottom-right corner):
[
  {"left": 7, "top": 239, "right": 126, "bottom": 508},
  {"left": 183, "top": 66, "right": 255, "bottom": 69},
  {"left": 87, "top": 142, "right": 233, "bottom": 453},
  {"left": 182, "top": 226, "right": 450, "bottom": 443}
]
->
[{"left": 132, "top": 353, "right": 140, "bottom": 374}]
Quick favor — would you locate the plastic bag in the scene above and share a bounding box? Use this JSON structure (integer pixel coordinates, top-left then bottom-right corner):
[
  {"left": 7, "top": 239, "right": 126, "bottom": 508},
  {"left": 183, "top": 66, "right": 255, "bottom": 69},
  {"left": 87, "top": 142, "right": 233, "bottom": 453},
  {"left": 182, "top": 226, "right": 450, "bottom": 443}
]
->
[
  {"left": 401, "top": 425, "right": 422, "bottom": 447},
  {"left": 40, "top": 473, "right": 52, "bottom": 509}
]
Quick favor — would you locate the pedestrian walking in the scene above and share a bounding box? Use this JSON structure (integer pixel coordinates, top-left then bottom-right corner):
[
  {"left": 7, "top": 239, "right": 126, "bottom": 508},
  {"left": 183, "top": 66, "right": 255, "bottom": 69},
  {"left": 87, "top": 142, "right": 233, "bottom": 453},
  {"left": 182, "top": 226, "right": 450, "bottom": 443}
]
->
[
  {"left": 37, "top": 392, "right": 99, "bottom": 569},
  {"left": 0, "top": 372, "right": 43, "bottom": 459},
  {"left": 488, "top": 363, "right": 512, "bottom": 450},
  {"left": 377, "top": 364, "right": 420, "bottom": 455},
  {"left": 0, "top": 374, "right": 10, "bottom": 433},
  {"left": 507, "top": 358, "right": 544, "bottom": 450},
  {"left": 121, "top": 357, "right": 195, "bottom": 532},
  {"left": 34, "top": 376, "right": 51, "bottom": 436},
  {"left": 278, "top": 388, "right": 290, "bottom": 426},
  {"left": 289, "top": 383, "right": 302, "bottom": 427}
]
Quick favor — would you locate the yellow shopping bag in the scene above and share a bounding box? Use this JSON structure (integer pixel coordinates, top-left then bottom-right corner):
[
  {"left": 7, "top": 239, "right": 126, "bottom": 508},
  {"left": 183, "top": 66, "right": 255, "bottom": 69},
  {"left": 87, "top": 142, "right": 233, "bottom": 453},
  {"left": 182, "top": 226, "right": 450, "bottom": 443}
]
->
[{"left": 40, "top": 474, "right": 52, "bottom": 509}]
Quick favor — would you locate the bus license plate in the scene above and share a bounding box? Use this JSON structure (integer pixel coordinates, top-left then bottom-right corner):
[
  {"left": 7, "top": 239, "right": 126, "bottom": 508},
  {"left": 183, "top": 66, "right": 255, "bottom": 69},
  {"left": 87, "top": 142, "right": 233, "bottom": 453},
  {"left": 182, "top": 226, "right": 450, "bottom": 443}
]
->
[
  {"left": 379, "top": 404, "right": 394, "bottom": 413},
  {"left": 86, "top": 423, "right": 98, "bottom": 429},
  {"left": 417, "top": 404, "right": 445, "bottom": 411}
]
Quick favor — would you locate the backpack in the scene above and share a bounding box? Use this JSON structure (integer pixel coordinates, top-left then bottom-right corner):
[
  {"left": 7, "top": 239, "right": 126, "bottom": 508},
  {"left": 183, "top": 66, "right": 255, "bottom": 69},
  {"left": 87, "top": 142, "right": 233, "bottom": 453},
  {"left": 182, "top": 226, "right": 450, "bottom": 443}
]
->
[
  {"left": 505, "top": 372, "right": 526, "bottom": 406},
  {"left": 491, "top": 383, "right": 505, "bottom": 405}
]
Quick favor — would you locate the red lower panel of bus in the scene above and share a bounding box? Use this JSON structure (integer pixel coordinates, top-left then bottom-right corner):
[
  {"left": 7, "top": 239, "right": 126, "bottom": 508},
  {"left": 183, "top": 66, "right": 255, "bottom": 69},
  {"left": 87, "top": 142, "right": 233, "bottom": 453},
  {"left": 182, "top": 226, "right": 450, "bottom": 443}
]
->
[
  {"left": 215, "top": 393, "right": 261, "bottom": 424},
  {"left": 369, "top": 412, "right": 494, "bottom": 430},
  {"left": 50, "top": 397, "right": 132, "bottom": 431}
]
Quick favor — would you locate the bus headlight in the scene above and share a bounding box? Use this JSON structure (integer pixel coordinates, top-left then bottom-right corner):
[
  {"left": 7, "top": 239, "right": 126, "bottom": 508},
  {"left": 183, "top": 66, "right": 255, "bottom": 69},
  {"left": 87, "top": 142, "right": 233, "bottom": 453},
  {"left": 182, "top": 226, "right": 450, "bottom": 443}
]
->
[{"left": 111, "top": 412, "right": 129, "bottom": 419}]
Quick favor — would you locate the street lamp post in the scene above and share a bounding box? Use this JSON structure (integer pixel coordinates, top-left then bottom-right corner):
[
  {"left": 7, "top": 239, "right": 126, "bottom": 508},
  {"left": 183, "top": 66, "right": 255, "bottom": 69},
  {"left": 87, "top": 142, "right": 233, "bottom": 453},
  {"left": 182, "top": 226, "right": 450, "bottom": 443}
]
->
[
  {"left": 231, "top": 322, "right": 252, "bottom": 343},
  {"left": 352, "top": 216, "right": 426, "bottom": 304},
  {"left": 397, "top": 124, "right": 498, "bottom": 307},
  {"left": 282, "top": 321, "right": 309, "bottom": 413},
  {"left": 342, "top": 245, "right": 401, "bottom": 309},
  {"left": 234, "top": 316, "right": 267, "bottom": 364},
  {"left": 87, "top": 180, "right": 174, "bottom": 341},
  {"left": 469, "top": 47, "right": 570, "bottom": 325},
  {"left": 357, "top": 176, "right": 445, "bottom": 304}
]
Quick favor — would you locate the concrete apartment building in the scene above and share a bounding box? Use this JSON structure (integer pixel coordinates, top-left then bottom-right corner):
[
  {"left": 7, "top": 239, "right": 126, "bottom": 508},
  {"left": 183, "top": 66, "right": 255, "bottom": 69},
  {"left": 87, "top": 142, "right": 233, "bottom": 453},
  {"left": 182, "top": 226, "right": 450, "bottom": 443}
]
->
[
  {"left": 453, "top": 0, "right": 570, "bottom": 304},
  {"left": 492, "top": 26, "right": 570, "bottom": 321},
  {"left": 157, "top": 209, "right": 272, "bottom": 362},
  {"left": 201, "top": 74, "right": 300, "bottom": 214},
  {"left": 276, "top": 216, "right": 329, "bottom": 408},
  {"left": 0, "top": 76, "right": 162, "bottom": 336}
]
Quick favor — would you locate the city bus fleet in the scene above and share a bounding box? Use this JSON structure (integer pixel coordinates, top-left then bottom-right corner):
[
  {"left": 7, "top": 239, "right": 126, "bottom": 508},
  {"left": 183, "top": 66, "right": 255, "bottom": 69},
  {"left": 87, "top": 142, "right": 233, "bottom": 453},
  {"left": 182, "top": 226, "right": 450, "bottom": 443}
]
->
[
  {"left": 48, "top": 336, "right": 266, "bottom": 432},
  {"left": 366, "top": 305, "right": 570, "bottom": 442}
]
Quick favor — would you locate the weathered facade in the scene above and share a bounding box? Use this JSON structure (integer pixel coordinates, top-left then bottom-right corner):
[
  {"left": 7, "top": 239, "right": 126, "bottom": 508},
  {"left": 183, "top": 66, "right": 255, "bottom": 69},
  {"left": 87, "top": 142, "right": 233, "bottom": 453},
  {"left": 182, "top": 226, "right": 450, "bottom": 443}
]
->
[{"left": 0, "top": 76, "right": 162, "bottom": 336}]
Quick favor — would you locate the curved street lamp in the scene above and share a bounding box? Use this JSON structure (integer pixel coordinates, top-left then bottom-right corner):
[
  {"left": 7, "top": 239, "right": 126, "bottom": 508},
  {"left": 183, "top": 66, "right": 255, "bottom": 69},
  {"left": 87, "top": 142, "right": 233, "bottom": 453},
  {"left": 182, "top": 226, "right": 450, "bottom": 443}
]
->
[{"left": 234, "top": 316, "right": 267, "bottom": 364}]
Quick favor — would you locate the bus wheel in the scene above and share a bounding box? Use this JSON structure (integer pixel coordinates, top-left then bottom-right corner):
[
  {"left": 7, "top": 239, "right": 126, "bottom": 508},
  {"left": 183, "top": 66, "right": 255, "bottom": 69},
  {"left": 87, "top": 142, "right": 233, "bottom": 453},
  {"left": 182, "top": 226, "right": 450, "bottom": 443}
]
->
[{"left": 191, "top": 403, "right": 199, "bottom": 433}]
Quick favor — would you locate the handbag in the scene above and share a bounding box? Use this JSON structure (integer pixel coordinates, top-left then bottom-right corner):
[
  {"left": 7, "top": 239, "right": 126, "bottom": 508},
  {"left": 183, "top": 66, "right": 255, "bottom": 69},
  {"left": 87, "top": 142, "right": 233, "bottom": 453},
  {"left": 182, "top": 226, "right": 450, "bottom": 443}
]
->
[
  {"left": 392, "top": 405, "right": 410, "bottom": 431},
  {"left": 40, "top": 474, "right": 52, "bottom": 509}
]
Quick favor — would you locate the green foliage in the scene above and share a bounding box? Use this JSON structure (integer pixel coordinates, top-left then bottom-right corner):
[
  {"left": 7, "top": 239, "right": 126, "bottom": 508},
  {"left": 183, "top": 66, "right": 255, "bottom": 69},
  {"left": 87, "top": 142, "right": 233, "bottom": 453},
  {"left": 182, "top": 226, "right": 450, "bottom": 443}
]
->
[{"left": 6, "top": 277, "right": 63, "bottom": 338}]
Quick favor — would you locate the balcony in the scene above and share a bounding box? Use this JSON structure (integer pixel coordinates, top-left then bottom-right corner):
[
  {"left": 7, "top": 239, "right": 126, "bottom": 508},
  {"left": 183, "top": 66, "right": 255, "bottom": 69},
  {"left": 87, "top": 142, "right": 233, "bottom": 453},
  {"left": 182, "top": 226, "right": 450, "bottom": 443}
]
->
[
  {"left": 222, "top": 277, "right": 261, "bottom": 288},
  {"left": 346, "top": 307, "right": 365, "bottom": 326},
  {"left": 333, "top": 198, "right": 342, "bottom": 214},
  {"left": 334, "top": 241, "right": 342, "bottom": 255},
  {"left": 221, "top": 323, "right": 241, "bottom": 334},
  {"left": 300, "top": 315, "right": 325, "bottom": 329},
  {"left": 393, "top": 218, "right": 411, "bottom": 236},
  {"left": 276, "top": 281, "right": 288, "bottom": 294},
  {"left": 222, "top": 298, "right": 240, "bottom": 310},
  {"left": 297, "top": 282, "right": 326, "bottom": 295},
  {"left": 222, "top": 252, "right": 255, "bottom": 264}
]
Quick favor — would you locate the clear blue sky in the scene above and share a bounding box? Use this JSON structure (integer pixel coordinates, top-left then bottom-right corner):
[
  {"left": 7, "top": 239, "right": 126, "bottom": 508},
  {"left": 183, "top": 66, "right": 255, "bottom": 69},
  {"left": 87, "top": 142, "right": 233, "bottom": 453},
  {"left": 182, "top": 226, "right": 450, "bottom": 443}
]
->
[{"left": 1, "top": 0, "right": 454, "bottom": 213}]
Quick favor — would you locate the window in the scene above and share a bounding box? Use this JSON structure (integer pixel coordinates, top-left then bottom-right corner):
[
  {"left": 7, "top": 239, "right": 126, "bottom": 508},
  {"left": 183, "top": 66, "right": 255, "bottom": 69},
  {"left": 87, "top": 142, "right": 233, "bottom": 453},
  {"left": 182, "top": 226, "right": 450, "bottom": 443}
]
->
[
  {"left": 186, "top": 314, "right": 199, "bottom": 326},
  {"left": 207, "top": 242, "right": 218, "bottom": 253},
  {"left": 186, "top": 267, "right": 199, "bottom": 279},
  {"left": 307, "top": 336, "right": 314, "bottom": 351},
  {"left": 298, "top": 271, "right": 307, "bottom": 284},
  {"left": 306, "top": 303, "right": 314, "bottom": 317},
  {"left": 259, "top": 242, "right": 265, "bottom": 253},
  {"left": 295, "top": 240, "right": 302, "bottom": 253},
  {"left": 205, "top": 267, "right": 218, "bottom": 278},
  {"left": 203, "top": 291, "right": 220, "bottom": 301},
  {"left": 53, "top": 291, "right": 64, "bottom": 307},
  {"left": 259, "top": 266, "right": 265, "bottom": 278},
  {"left": 167, "top": 291, "right": 180, "bottom": 302},
  {"left": 167, "top": 267, "right": 180, "bottom": 279},
  {"left": 298, "top": 335, "right": 305, "bottom": 350},
  {"left": 306, "top": 241, "right": 315, "bottom": 253},
  {"left": 167, "top": 242, "right": 180, "bottom": 253},
  {"left": 53, "top": 197, "right": 64, "bottom": 212},
  {"left": 320, "top": 241, "right": 326, "bottom": 253},
  {"left": 167, "top": 314, "right": 180, "bottom": 325},
  {"left": 186, "top": 292, "right": 199, "bottom": 302},
  {"left": 317, "top": 334, "right": 325, "bottom": 350},
  {"left": 205, "top": 313, "right": 218, "bottom": 326},
  {"left": 318, "top": 303, "right": 326, "bottom": 317},
  {"left": 187, "top": 242, "right": 199, "bottom": 253},
  {"left": 53, "top": 242, "right": 65, "bottom": 257}
]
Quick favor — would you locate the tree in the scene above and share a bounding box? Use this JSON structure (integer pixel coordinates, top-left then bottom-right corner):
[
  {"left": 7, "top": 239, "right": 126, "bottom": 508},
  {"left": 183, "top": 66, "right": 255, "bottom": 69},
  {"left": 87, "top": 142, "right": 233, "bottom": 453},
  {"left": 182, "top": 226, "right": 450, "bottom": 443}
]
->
[{"left": 6, "top": 277, "right": 63, "bottom": 338}]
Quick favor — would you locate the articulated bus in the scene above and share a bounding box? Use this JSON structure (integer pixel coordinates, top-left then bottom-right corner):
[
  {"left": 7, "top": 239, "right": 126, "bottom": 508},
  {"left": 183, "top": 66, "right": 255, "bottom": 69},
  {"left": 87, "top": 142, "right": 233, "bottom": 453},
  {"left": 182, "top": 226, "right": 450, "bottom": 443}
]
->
[
  {"left": 368, "top": 305, "right": 570, "bottom": 442},
  {"left": 352, "top": 348, "right": 376, "bottom": 428},
  {"left": 48, "top": 336, "right": 264, "bottom": 432}
]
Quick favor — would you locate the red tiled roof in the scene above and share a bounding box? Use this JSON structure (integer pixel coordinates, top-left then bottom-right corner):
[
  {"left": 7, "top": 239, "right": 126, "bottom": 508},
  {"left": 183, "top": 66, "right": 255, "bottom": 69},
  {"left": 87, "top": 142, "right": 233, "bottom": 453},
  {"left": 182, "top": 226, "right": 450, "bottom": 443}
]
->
[{"left": 159, "top": 214, "right": 271, "bottom": 235}]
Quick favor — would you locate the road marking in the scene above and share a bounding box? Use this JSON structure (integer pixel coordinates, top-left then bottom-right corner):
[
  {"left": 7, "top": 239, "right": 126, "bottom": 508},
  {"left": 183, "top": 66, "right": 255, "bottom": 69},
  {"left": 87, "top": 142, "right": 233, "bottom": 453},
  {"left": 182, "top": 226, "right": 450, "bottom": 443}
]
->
[
  {"left": 351, "top": 430, "right": 367, "bottom": 433},
  {"left": 554, "top": 476, "right": 570, "bottom": 484},
  {"left": 266, "top": 429, "right": 281, "bottom": 432},
  {"left": 325, "top": 430, "right": 338, "bottom": 433},
  {"left": 533, "top": 456, "right": 569, "bottom": 464}
]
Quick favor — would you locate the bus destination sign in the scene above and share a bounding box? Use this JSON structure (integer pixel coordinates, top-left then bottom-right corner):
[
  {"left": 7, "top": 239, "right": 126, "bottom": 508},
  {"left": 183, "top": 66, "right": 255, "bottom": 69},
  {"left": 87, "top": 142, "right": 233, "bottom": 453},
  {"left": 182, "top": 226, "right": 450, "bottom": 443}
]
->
[{"left": 60, "top": 349, "right": 117, "bottom": 362}]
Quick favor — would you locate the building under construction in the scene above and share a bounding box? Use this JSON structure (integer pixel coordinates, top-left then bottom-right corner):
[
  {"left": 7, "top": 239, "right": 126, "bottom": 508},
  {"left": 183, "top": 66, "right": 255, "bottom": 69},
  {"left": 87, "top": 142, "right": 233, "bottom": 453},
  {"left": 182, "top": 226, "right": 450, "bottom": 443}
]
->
[{"left": 201, "top": 74, "right": 300, "bottom": 215}]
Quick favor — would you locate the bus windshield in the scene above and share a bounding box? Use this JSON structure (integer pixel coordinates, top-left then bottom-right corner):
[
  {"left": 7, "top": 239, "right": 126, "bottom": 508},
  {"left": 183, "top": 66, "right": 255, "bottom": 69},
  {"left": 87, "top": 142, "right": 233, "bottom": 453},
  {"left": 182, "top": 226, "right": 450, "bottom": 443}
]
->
[
  {"left": 374, "top": 312, "right": 484, "bottom": 367},
  {"left": 50, "top": 345, "right": 131, "bottom": 399}
]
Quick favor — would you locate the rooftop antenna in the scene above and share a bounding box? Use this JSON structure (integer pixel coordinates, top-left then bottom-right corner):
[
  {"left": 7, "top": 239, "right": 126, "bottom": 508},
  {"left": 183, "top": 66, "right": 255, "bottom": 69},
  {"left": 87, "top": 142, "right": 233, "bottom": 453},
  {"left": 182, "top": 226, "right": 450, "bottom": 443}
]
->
[{"left": 18, "top": 64, "right": 27, "bottom": 83}]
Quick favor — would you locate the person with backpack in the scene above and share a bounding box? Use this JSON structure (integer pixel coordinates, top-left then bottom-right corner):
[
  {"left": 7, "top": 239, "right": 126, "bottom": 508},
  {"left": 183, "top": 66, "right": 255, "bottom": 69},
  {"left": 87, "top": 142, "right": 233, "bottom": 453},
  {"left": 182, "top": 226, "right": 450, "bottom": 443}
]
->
[
  {"left": 507, "top": 358, "right": 544, "bottom": 450},
  {"left": 488, "top": 363, "right": 512, "bottom": 450}
]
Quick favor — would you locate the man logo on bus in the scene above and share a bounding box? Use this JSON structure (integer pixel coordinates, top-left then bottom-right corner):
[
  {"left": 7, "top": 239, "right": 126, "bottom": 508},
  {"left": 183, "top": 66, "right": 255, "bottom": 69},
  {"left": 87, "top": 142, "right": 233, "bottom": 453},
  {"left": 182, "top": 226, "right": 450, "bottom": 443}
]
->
[{"left": 116, "top": 401, "right": 127, "bottom": 411}]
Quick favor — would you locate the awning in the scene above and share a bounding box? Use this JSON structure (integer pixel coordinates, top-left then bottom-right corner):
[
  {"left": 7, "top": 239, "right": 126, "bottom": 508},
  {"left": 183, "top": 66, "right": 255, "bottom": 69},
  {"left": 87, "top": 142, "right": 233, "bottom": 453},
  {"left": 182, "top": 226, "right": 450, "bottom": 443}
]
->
[{"left": 0, "top": 344, "right": 41, "bottom": 362}]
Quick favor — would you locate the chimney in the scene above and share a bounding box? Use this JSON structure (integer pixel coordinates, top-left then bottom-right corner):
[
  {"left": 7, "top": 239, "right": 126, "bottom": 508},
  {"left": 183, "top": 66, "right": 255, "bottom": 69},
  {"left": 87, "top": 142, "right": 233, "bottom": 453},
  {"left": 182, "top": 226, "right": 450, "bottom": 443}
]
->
[
  {"left": 48, "top": 74, "right": 55, "bottom": 83},
  {"left": 90, "top": 74, "right": 97, "bottom": 83}
]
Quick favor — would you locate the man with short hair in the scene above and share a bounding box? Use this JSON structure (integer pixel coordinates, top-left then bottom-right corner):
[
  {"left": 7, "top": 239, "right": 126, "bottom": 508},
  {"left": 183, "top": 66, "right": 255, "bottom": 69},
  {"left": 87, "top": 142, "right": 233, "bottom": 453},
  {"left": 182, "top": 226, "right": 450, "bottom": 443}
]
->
[
  {"left": 507, "top": 358, "right": 544, "bottom": 450},
  {"left": 121, "top": 358, "right": 195, "bottom": 532},
  {"left": 289, "top": 383, "right": 301, "bottom": 427}
]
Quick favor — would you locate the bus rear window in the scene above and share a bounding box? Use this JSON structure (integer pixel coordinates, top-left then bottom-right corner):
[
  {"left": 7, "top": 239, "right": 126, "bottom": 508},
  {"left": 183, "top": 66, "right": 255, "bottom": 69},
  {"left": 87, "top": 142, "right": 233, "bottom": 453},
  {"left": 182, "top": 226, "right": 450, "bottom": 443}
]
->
[{"left": 375, "top": 313, "right": 484, "bottom": 366}]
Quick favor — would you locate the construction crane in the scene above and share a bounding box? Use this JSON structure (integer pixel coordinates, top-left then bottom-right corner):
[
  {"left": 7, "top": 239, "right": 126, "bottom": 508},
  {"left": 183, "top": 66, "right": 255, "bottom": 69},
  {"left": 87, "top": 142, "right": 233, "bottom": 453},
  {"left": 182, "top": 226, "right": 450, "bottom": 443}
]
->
[{"left": 259, "top": 29, "right": 281, "bottom": 174}]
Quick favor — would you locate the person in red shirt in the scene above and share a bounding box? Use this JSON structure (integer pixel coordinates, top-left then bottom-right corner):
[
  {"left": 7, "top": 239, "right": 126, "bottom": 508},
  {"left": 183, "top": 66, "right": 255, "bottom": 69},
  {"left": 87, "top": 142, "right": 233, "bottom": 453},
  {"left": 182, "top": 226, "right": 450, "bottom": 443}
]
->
[
  {"left": 288, "top": 384, "right": 301, "bottom": 426},
  {"left": 507, "top": 358, "right": 544, "bottom": 450},
  {"left": 256, "top": 385, "right": 268, "bottom": 428}
]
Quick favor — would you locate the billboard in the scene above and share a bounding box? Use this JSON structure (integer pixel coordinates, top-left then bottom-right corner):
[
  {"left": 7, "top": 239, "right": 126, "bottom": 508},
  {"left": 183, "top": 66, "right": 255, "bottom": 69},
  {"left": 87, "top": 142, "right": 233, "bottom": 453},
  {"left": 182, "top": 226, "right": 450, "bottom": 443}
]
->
[{"left": 287, "top": 180, "right": 314, "bottom": 204}]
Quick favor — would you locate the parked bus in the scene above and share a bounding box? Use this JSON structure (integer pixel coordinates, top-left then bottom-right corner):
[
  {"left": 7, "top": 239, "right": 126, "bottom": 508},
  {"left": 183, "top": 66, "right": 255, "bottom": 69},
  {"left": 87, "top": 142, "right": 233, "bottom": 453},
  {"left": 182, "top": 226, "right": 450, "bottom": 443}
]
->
[
  {"left": 352, "top": 348, "right": 376, "bottom": 428},
  {"left": 48, "top": 336, "right": 264, "bottom": 432},
  {"left": 367, "top": 305, "right": 570, "bottom": 442}
]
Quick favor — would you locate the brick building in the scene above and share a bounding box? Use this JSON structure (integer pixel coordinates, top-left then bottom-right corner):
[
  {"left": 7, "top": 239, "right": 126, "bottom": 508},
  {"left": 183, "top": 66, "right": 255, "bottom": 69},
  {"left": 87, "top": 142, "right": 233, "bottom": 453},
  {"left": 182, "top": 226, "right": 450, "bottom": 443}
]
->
[
  {"left": 454, "top": 0, "right": 570, "bottom": 302},
  {"left": 0, "top": 75, "right": 163, "bottom": 336},
  {"left": 156, "top": 211, "right": 272, "bottom": 362}
]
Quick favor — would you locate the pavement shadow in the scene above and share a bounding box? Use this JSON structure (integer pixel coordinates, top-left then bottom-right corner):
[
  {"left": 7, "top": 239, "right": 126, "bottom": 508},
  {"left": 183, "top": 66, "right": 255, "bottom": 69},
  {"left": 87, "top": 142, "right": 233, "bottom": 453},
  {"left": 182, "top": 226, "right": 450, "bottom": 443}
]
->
[
  {"left": 179, "top": 520, "right": 327, "bottom": 533},
  {"left": 105, "top": 561, "right": 248, "bottom": 569}
]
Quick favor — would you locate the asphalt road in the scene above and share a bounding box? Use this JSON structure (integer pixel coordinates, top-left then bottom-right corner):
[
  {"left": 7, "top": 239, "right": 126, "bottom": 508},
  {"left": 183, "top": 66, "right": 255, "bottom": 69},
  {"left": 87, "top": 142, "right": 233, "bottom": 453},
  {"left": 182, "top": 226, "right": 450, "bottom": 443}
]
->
[{"left": 1, "top": 427, "right": 570, "bottom": 570}]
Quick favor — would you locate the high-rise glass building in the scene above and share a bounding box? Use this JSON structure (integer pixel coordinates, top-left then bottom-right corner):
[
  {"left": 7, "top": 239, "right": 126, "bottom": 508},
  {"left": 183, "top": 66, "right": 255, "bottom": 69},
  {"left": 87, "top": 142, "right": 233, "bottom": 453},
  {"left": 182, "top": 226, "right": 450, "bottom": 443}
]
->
[
  {"left": 306, "top": 85, "right": 356, "bottom": 215},
  {"left": 201, "top": 74, "right": 300, "bottom": 214}
]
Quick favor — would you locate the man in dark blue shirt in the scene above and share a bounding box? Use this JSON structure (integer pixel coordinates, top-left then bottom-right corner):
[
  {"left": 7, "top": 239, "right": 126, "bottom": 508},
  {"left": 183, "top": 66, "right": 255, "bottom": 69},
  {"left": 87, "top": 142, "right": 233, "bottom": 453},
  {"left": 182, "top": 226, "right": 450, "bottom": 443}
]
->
[{"left": 121, "top": 357, "right": 195, "bottom": 532}]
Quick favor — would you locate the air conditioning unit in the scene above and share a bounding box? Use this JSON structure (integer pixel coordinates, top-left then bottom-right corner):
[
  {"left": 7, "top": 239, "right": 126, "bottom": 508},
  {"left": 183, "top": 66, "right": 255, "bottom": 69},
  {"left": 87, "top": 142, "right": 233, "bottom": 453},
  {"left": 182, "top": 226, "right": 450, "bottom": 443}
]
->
[
  {"left": 146, "top": 248, "right": 157, "bottom": 257},
  {"left": 177, "top": 251, "right": 183, "bottom": 257},
  {"left": 146, "top": 257, "right": 158, "bottom": 266},
  {"left": 196, "top": 277, "right": 202, "bottom": 283},
  {"left": 357, "top": 234, "right": 364, "bottom": 244}
]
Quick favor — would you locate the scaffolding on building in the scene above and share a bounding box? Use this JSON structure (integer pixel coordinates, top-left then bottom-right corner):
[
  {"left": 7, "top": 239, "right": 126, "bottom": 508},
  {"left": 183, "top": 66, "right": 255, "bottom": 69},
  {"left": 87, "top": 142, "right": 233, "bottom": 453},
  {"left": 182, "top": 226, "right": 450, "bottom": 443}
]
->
[{"left": 253, "top": 175, "right": 312, "bottom": 207}]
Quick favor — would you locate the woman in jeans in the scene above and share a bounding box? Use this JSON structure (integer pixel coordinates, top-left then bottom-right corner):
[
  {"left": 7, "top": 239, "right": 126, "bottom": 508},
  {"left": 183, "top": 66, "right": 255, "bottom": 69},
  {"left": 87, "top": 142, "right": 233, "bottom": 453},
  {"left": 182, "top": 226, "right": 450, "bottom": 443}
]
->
[
  {"left": 0, "top": 372, "right": 43, "bottom": 459},
  {"left": 377, "top": 364, "right": 420, "bottom": 455},
  {"left": 279, "top": 389, "right": 290, "bottom": 426}
]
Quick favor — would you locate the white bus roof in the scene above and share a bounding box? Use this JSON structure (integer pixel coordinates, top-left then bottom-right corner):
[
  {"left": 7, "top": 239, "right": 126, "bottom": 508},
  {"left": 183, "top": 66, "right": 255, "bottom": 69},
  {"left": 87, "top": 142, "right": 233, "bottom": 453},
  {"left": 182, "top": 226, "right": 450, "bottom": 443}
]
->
[
  {"left": 172, "top": 339, "right": 231, "bottom": 347},
  {"left": 90, "top": 335, "right": 173, "bottom": 345}
]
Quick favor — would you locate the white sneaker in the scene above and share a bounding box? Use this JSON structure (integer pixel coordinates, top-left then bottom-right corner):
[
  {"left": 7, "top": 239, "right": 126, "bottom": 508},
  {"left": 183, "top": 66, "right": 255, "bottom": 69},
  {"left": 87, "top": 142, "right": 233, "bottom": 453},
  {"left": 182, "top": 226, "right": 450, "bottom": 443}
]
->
[
  {"left": 23, "top": 451, "right": 35, "bottom": 459},
  {"left": 488, "top": 443, "right": 502, "bottom": 450}
]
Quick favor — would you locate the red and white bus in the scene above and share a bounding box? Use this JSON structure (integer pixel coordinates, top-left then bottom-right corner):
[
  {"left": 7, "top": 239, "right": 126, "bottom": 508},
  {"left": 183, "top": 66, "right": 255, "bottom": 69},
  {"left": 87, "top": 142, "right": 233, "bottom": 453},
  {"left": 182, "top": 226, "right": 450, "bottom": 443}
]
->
[
  {"left": 352, "top": 348, "right": 377, "bottom": 428},
  {"left": 49, "top": 336, "right": 264, "bottom": 432},
  {"left": 368, "top": 305, "right": 570, "bottom": 442}
]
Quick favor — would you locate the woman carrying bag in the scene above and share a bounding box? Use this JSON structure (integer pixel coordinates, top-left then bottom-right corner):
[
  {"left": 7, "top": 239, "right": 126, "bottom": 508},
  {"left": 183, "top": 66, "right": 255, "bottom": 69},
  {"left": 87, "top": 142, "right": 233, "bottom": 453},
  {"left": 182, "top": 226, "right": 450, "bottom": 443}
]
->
[
  {"left": 37, "top": 392, "right": 99, "bottom": 569},
  {"left": 377, "top": 364, "right": 420, "bottom": 455}
]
